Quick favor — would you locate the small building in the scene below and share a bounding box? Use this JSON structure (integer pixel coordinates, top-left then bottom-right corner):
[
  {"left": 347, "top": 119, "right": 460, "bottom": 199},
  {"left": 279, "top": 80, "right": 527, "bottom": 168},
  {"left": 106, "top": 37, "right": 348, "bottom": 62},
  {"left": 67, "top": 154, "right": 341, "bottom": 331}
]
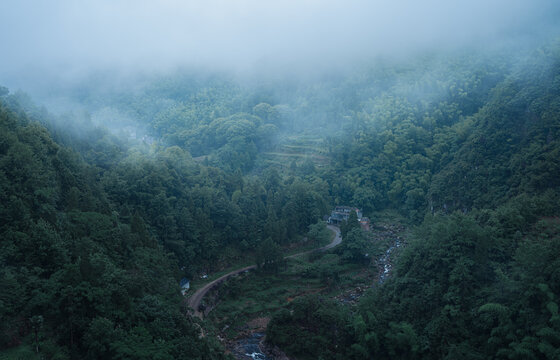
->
[
  {"left": 328, "top": 206, "right": 363, "bottom": 225},
  {"left": 180, "top": 278, "right": 190, "bottom": 296}
]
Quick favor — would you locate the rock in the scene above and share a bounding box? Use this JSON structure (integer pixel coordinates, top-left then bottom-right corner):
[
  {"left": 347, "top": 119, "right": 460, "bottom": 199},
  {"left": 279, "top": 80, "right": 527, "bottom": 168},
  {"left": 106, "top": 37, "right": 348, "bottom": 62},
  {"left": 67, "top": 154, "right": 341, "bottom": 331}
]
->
[{"left": 262, "top": 343, "right": 292, "bottom": 360}]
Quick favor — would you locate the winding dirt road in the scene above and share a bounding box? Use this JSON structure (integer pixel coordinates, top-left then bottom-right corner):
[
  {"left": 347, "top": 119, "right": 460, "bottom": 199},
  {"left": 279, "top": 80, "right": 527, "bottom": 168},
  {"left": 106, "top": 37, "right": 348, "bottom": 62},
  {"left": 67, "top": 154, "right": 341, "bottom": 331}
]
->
[{"left": 187, "top": 225, "right": 341, "bottom": 318}]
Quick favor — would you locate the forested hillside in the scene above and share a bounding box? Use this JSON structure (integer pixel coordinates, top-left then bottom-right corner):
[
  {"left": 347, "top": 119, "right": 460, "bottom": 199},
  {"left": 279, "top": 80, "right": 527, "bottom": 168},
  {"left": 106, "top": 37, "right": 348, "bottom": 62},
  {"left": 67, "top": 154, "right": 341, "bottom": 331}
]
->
[
  {"left": 0, "top": 88, "right": 327, "bottom": 358},
  {"left": 1, "top": 39, "right": 559, "bottom": 359},
  {"left": 265, "top": 43, "right": 560, "bottom": 359},
  {"left": 0, "top": 98, "right": 232, "bottom": 359}
]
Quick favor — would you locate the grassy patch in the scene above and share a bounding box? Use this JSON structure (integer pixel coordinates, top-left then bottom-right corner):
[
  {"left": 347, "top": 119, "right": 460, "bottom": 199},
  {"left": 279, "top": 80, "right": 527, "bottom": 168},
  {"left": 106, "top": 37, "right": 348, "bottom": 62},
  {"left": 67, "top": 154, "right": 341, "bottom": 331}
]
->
[
  {"left": 208, "top": 270, "right": 326, "bottom": 330},
  {"left": 203, "top": 221, "right": 404, "bottom": 340},
  {"left": 206, "top": 245, "right": 379, "bottom": 339},
  {"left": 189, "top": 229, "right": 333, "bottom": 293}
]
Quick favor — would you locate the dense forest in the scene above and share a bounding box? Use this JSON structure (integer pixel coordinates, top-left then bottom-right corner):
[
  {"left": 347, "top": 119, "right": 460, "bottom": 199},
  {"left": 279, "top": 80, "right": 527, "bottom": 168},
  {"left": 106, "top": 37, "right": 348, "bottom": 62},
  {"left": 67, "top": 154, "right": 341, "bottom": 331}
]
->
[{"left": 1, "top": 37, "right": 559, "bottom": 359}]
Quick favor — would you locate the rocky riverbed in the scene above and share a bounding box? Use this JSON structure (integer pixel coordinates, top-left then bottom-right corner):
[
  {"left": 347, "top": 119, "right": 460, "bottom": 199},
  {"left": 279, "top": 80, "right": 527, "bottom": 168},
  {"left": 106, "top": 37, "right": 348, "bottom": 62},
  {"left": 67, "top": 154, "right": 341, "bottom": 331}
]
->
[
  {"left": 230, "top": 332, "right": 267, "bottom": 360},
  {"left": 371, "top": 223, "right": 406, "bottom": 284}
]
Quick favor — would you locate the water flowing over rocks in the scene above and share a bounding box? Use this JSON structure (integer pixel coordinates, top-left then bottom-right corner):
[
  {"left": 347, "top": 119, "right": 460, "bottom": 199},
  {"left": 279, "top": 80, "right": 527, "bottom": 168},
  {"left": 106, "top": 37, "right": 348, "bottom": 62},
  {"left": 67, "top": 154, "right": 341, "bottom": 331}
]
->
[{"left": 372, "top": 223, "right": 406, "bottom": 284}]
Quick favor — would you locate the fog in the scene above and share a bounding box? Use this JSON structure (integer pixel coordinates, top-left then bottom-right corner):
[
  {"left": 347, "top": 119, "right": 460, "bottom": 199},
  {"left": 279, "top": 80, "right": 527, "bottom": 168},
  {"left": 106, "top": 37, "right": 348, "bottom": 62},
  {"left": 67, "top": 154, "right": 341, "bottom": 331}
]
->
[{"left": 1, "top": 0, "right": 559, "bottom": 93}]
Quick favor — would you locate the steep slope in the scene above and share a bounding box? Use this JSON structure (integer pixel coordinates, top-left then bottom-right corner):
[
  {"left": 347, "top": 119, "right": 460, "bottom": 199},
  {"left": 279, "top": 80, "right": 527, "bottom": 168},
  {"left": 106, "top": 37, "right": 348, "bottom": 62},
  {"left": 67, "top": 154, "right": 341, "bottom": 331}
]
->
[
  {"left": 266, "top": 43, "right": 560, "bottom": 360},
  {"left": 0, "top": 98, "right": 228, "bottom": 359}
]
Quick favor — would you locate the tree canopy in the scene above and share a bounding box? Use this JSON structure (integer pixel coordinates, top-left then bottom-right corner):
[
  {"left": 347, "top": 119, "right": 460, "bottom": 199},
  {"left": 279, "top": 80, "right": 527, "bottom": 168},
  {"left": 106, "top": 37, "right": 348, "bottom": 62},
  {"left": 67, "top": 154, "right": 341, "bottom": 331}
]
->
[{"left": 2, "top": 39, "right": 560, "bottom": 359}]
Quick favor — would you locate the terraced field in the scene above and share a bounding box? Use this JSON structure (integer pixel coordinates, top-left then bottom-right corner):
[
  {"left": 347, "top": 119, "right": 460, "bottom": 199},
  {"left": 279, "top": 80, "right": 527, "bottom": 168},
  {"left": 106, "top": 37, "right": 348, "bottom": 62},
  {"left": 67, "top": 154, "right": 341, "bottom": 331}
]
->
[{"left": 259, "top": 135, "right": 330, "bottom": 169}]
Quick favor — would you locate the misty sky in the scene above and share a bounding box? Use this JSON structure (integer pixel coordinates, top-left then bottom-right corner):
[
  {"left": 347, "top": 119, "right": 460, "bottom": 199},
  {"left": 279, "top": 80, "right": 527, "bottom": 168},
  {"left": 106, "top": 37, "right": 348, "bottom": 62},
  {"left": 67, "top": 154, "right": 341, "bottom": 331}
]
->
[{"left": 1, "top": 0, "right": 559, "bottom": 90}]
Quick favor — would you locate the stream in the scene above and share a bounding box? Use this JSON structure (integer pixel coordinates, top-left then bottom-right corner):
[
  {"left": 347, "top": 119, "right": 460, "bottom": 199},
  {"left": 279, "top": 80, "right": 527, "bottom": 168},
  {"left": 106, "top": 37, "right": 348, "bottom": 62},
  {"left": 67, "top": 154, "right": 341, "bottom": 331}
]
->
[
  {"left": 231, "top": 332, "right": 268, "bottom": 360},
  {"left": 378, "top": 235, "right": 403, "bottom": 284}
]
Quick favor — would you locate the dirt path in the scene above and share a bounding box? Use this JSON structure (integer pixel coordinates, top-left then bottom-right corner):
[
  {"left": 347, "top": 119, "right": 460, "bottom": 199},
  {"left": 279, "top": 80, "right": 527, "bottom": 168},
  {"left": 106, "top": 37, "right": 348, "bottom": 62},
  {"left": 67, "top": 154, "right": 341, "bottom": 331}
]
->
[{"left": 187, "top": 225, "right": 341, "bottom": 318}]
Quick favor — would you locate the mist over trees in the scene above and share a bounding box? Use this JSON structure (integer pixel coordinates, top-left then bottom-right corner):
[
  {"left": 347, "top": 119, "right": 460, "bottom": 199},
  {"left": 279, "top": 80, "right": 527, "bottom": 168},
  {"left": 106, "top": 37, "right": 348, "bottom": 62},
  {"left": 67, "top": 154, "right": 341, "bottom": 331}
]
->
[
  {"left": 1, "top": 1, "right": 560, "bottom": 359},
  {"left": 2, "top": 39, "right": 559, "bottom": 358}
]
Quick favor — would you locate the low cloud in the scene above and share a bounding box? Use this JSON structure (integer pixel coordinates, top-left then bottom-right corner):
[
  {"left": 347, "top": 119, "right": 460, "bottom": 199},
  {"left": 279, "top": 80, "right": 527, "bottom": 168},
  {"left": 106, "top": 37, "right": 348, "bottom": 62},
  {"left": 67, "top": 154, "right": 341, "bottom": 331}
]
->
[{"left": 1, "top": 0, "right": 559, "bottom": 90}]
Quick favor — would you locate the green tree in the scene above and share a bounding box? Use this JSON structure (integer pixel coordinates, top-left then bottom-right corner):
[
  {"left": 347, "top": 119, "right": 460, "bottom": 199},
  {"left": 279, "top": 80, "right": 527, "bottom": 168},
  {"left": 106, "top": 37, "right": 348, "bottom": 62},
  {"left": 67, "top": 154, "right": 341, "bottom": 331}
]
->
[
  {"left": 340, "top": 210, "right": 360, "bottom": 239},
  {"left": 341, "top": 227, "right": 369, "bottom": 262},
  {"left": 307, "top": 221, "right": 330, "bottom": 247},
  {"left": 384, "top": 322, "right": 420, "bottom": 360},
  {"left": 256, "top": 238, "right": 284, "bottom": 273}
]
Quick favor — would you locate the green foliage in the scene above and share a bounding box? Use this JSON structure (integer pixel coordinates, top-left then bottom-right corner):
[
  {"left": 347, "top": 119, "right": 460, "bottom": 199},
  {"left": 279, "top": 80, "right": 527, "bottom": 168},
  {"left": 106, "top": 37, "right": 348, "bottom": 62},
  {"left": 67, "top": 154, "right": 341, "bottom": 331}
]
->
[
  {"left": 340, "top": 210, "right": 360, "bottom": 239},
  {"left": 256, "top": 238, "right": 285, "bottom": 273},
  {"left": 340, "top": 228, "right": 369, "bottom": 263},
  {"left": 384, "top": 322, "right": 420, "bottom": 359},
  {"left": 307, "top": 221, "right": 331, "bottom": 247},
  {"left": 0, "top": 99, "right": 230, "bottom": 359},
  {"left": 266, "top": 296, "right": 351, "bottom": 359},
  {"left": 2, "top": 38, "right": 560, "bottom": 360}
]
